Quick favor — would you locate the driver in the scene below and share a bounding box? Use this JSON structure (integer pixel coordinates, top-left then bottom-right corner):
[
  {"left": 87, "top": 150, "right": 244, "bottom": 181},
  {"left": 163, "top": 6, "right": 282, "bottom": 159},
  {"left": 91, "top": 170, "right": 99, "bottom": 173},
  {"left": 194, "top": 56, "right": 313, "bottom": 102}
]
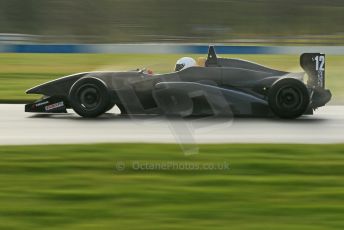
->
[{"left": 175, "top": 57, "right": 197, "bottom": 71}]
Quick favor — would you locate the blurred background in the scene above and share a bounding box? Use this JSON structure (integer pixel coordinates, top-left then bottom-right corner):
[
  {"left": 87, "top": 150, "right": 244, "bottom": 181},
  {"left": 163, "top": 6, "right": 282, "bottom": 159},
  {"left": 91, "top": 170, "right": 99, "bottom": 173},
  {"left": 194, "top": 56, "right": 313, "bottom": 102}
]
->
[
  {"left": 0, "top": 0, "right": 343, "bottom": 44},
  {"left": 0, "top": 0, "right": 343, "bottom": 103}
]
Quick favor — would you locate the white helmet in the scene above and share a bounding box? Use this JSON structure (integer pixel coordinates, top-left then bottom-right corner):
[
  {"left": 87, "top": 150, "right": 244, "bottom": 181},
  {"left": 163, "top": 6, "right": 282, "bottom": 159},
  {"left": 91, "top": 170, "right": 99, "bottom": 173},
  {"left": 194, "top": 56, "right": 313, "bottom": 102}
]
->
[{"left": 175, "top": 57, "right": 197, "bottom": 71}]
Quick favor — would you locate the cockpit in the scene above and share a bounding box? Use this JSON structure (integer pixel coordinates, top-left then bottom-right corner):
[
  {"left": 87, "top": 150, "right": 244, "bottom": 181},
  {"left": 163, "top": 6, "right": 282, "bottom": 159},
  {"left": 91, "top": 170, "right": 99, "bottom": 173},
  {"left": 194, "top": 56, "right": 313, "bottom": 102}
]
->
[
  {"left": 174, "top": 46, "right": 218, "bottom": 72},
  {"left": 137, "top": 46, "right": 219, "bottom": 75}
]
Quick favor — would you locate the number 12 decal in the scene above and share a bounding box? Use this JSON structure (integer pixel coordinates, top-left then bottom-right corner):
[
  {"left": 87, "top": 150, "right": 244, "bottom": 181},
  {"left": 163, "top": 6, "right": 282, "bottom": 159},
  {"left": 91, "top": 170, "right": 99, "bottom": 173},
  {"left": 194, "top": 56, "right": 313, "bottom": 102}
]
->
[{"left": 315, "top": 55, "right": 325, "bottom": 71}]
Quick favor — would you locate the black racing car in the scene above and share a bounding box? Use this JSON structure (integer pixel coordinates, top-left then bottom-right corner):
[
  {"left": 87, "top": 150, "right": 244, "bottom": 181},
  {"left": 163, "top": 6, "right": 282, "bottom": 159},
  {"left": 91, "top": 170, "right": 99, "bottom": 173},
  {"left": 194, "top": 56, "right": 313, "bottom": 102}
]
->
[{"left": 25, "top": 46, "right": 331, "bottom": 119}]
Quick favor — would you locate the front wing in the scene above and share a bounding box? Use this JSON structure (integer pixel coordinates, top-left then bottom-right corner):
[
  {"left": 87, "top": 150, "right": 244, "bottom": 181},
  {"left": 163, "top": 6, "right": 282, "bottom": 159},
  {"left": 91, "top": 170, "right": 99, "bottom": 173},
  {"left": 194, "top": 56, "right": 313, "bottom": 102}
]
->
[{"left": 25, "top": 96, "right": 67, "bottom": 113}]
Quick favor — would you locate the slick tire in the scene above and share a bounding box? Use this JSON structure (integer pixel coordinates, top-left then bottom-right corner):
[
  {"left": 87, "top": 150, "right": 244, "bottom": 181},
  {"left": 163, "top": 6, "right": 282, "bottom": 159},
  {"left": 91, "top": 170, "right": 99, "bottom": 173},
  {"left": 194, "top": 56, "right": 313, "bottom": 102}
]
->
[
  {"left": 69, "top": 77, "right": 111, "bottom": 118},
  {"left": 268, "top": 78, "right": 310, "bottom": 119}
]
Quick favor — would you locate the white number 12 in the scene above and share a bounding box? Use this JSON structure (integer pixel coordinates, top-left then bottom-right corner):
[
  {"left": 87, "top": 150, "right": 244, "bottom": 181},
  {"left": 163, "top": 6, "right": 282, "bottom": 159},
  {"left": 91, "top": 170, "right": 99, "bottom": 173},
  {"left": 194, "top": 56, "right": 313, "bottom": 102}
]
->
[{"left": 315, "top": 55, "right": 325, "bottom": 71}]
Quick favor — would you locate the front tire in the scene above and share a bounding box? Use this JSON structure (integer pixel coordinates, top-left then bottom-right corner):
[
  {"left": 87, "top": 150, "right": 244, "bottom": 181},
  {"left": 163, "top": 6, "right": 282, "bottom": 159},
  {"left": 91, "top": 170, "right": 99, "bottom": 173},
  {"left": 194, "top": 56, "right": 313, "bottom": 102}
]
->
[
  {"left": 268, "top": 78, "right": 310, "bottom": 119},
  {"left": 69, "top": 77, "right": 111, "bottom": 118}
]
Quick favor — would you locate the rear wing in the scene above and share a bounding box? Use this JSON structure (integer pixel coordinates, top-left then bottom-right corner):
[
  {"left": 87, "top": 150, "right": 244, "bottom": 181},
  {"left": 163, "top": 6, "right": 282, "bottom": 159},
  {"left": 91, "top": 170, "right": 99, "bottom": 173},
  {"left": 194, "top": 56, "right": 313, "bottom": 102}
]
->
[{"left": 300, "top": 53, "right": 325, "bottom": 88}]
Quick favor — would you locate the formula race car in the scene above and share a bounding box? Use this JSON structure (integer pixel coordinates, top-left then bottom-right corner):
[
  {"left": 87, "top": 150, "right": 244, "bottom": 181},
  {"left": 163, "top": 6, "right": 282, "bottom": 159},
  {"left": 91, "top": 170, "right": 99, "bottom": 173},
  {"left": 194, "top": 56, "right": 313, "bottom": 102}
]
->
[{"left": 25, "top": 46, "right": 331, "bottom": 119}]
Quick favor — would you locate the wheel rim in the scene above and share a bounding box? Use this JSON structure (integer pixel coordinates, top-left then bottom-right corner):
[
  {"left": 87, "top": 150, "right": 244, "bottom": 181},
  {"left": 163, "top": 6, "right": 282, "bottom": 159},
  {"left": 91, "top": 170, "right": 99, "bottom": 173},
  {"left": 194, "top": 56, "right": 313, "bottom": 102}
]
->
[
  {"left": 77, "top": 84, "right": 101, "bottom": 110},
  {"left": 276, "top": 85, "right": 303, "bottom": 111}
]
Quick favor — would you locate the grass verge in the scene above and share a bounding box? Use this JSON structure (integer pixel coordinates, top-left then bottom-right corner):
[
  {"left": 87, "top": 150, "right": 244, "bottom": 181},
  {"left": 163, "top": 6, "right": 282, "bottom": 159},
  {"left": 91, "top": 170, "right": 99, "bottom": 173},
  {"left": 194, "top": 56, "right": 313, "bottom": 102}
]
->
[{"left": 0, "top": 143, "right": 343, "bottom": 229}]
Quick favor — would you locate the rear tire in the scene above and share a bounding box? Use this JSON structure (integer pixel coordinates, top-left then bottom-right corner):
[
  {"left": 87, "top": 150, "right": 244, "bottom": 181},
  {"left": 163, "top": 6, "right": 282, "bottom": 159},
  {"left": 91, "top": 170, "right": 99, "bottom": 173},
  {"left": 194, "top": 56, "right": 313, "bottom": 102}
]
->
[
  {"left": 268, "top": 78, "right": 310, "bottom": 119},
  {"left": 69, "top": 77, "right": 111, "bottom": 118}
]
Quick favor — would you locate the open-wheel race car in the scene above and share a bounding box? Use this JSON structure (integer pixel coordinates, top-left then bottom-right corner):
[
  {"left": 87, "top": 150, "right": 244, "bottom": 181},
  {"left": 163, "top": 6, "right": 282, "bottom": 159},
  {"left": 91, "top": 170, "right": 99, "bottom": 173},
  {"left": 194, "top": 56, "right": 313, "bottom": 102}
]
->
[{"left": 25, "top": 46, "right": 331, "bottom": 119}]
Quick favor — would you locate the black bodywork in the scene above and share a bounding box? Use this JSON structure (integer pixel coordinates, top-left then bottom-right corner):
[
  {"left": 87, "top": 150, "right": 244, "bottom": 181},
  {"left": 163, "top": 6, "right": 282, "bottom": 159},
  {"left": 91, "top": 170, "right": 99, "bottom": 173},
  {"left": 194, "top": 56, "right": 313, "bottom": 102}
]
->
[{"left": 25, "top": 46, "right": 331, "bottom": 119}]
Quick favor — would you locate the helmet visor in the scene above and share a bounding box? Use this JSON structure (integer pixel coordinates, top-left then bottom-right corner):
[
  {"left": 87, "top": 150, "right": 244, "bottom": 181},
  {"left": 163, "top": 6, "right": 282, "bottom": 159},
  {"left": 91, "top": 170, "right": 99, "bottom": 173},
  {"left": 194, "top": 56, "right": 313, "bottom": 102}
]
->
[{"left": 175, "top": 63, "right": 185, "bottom": 71}]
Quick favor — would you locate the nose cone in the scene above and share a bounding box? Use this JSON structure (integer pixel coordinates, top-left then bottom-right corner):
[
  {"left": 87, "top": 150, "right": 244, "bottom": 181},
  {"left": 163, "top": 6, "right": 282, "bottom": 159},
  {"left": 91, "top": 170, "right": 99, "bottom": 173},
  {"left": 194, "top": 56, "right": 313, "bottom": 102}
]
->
[
  {"left": 25, "top": 72, "right": 86, "bottom": 96},
  {"left": 26, "top": 85, "right": 42, "bottom": 94}
]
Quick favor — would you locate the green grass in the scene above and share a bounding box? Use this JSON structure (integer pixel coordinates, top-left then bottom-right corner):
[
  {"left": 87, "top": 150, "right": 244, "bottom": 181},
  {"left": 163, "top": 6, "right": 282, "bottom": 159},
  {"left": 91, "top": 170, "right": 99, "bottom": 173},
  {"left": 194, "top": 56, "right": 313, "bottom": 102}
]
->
[
  {"left": 0, "top": 53, "right": 343, "bottom": 103},
  {"left": 0, "top": 143, "right": 344, "bottom": 229}
]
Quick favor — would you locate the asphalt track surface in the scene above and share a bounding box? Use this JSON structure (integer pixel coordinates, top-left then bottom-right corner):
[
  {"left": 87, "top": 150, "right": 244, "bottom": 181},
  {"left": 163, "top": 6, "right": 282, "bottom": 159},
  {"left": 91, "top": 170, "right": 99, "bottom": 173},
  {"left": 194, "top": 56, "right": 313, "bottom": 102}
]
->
[{"left": 0, "top": 104, "right": 343, "bottom": 145}]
